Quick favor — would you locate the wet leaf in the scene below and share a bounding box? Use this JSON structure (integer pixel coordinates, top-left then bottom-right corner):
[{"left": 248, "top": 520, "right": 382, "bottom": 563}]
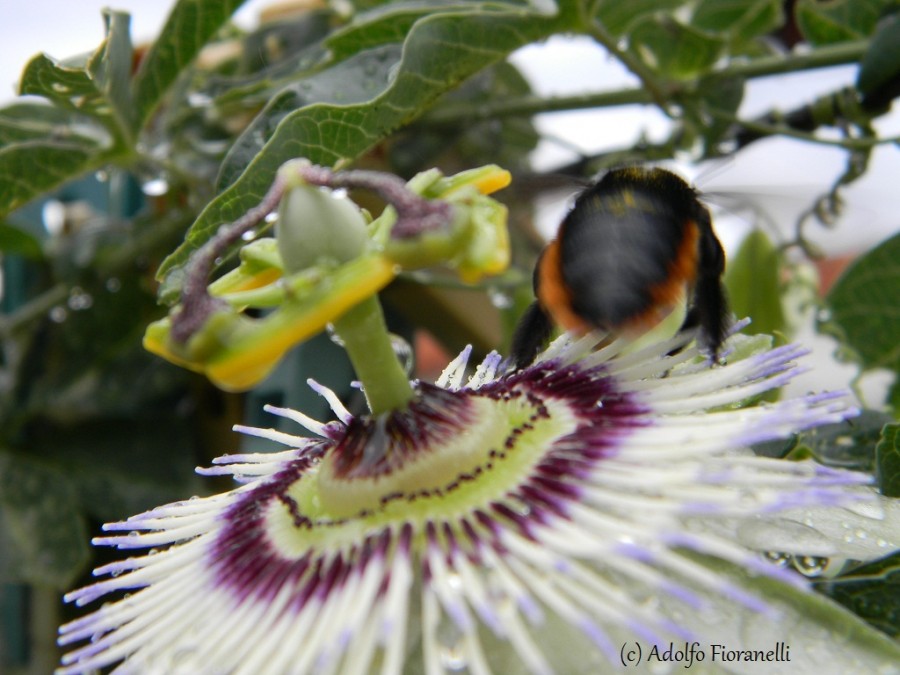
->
[
  {"left": 790, "top": 410, "right": 894, "bottom": 471},
  {"left": 795, "top": 0, "right": 892, "bottom": 45},
  {"left": 630, "top": 15, "right": 725, "bottom": 79},
  {"left": 133, "top": 0, "right": 248, "bottom": 126},
  {"left": 0, "top": 223, "right": 43, "bottom": 260},
  {"left": 692, "top": 0, "right": 783, "bottom": 41},
  {"left": 876, "top": 423, "right": 900, "bottom": 497},
  {"left": 0, "top": 102, "right": 105, "bottom": 146},
  {"left": 823, "top": 231, "right": 900, "bottom": 373},
  {"left": 857, "top": 10, "right": 900, "bottom": 109},
  {"left": 724, "top": 228, "right": 786, "bottom": 339},
  {"left": 18, "top": 11, "right": 135, "bottom": 138},
  {"left": 592, "top": 0, "right": 686, "bottom": 36},
  {"left": 216, "top": 44, "right": 403, "bottom": 192},
  {"left": 814, "top": 551, "right": 900, "bottom": 638},
  {"left": 29, "top": 417, "right": 202, "bottom": 523},
  {"left": 156, "top": 4, "right": 573, "bottom": 290},
  {"left": 0, "top": 452, "right": 90, "bottom": 588},
  {"left": 0, "top": 139, "right": 105, "bottom": 218}
]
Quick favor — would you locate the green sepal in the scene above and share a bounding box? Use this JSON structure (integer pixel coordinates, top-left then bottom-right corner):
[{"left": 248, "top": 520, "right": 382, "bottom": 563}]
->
[{"left": 144, "top": 253, "right": 397, "bottom": 391}]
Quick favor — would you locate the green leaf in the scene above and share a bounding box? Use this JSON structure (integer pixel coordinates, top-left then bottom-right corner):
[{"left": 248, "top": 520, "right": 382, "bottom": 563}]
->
[
  {"left": 695, "top": 74, "right": 745, "bottom": 149},
  {"left": 790, "top": 410, "right": 894, "bottom": 470},
  {"left": 156, "top": 4, "right": 572, "bottom": 290},
  {"left": 692, "top": 0, "right": 783, "bottom": 41},
  {"left": 629, "top": 15, "right": 725, "bottom": 79},
  {"left": 823, "top": 231, "right": 900, "bottom": 373},
  {"left": 326, "top": 2, "right": 489, "bottom": 60},
  {"left": 216, "top": 44, "right": 403, "bottom": 192},
  {"left": 391, "top": 61, "right": 539, "bottom": 176},
  {"left": 88, "top": 10, "right": 136, "bottom": 132},
  {"left": 592, "top": 0, "right": 686, "bottom": 36},
  {"left": 30, "top": 417, "right": 202, "bottom": 522},
  {"left": 795, "top": 0, "right": 892, "bottom": 45},
  {"left": 724, "top": 228, "right": 786, "bottom": 338},
  {"left": 814, "top": 551, "right": 900, "bottom": 638},
  {"left": 0, "top": 452, "right": 89, "bottom": 588},
  {"left": 0, "top": 139, "right": 105, "bottom": 218},
  {"left": 133, "top": 0, "right": 248, "bottom": 127},
  {"left": 857, "top": 10, "right": 900, "bottom": 106},
  {"left": 18, "top": 10, "right": 135, "bottom": 142},
  {"left": 0, "top": 102, "right": 103, "bottom": 146},
  {"left": 0, "top": 223, "right": 43, "bottom": 260},
  {"left": 876, "top": 423, "right": 900, "bottom": 497}
]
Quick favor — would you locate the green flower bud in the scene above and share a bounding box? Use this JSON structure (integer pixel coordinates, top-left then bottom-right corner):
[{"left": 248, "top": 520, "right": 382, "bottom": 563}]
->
[{"left": 277, "top": 184, "right": 368, "bottom": 273}]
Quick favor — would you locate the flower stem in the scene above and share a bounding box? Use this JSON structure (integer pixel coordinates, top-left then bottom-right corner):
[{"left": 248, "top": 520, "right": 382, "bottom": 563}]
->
[{"left": 331, "top": 295, "right": 414, "bottom": 415}]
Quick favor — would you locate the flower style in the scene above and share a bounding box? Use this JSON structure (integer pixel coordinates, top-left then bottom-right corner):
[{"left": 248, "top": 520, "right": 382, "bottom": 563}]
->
[{"left": 58, "top": 325, "right": 877, "bottom": 675}]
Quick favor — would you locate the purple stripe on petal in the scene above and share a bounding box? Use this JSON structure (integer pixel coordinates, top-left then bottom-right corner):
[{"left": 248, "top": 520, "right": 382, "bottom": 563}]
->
[
  {"left": 658, "top": 618, "right": 697, "bottom": 642},
  {"left": 614, "top": 541, "right": 656, "bottom": 565},
  {"left": 659, "top": 581, "right": 704, "bottom": 609},
  {"left": 578, "top": 618, "right": 617, "bottom": 662},
  {"left": 625, "top": 618, "right": 665, "bottom": 646},
  {"left": 518, "top": 593, "right": 544, "bottom": 625}
]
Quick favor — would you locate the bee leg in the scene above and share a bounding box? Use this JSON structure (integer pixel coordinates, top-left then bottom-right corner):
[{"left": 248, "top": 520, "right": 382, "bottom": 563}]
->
[
  {"left": 510, "top": 301, "right": 555, "bottom": 370},
  {"left": 694, "top": 222, "right": 730, "bottom": 363}
]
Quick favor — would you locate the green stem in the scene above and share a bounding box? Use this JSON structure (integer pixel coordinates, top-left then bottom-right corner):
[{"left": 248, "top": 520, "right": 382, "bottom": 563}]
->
[
  {"left": 332, "top": 295, "right": 414, "bottom": 415},
  {"left": 422, "top": 89, "right": 653, "bottom": 125},
  {"left": 420, "top": 40, "right": 870, "bottom": 127},
  {"left": 584, "top": 19, "right": 672, "bottom": 111}
]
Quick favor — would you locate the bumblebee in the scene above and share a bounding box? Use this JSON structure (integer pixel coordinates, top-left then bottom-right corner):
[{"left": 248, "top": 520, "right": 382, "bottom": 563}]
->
[{"left": 510, "top": 167, "right": 729, "bottom": 369}]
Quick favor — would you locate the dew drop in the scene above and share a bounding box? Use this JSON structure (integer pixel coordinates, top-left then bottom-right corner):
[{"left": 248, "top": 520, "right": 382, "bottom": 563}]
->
[
  {"left": 241, "top": 228, "right": 257, "bottom": 241},
  {"left": 105, "top": 277, "right": 121, "bottom": 293},
  {"left": 487, "top": 287, "right": 512, "bottom": 309},
  {"left": 390, "top": 333, "right": 414, "bottom": 376},
  {"left": 49, "top": 306, "right": 68, "bottom": 323},
  {"left": 763, "top": 551, "right": 792, "bottom": 567},
  {"left": 95, "top": 170, "right": 109, "bottom": 183},
  {"left": 187, "top": 92, "right": 213, "bottom": 108},
  {"left": 141, "top": 176, "right": 170, "bottom": 197},
  {"left": 792, "top": 555, "right": 828, "bottom": 577},
  {"left": 436, "top": 616, "right": 467, "bottom": 671},
  {"left": 67, "top": 287, "right": 93, "bottom": 311},
  {"left": 326, "top": 324, "right": 345, "bottom": 347},
  {"left": 717, "top": 138, "right": 739, "bottom": 154},
  {"left": 42, "top": 200, "right": 66, "bottom": 236},
  {"left": 264, "top": 211, "right": 278, "bottom": 223}
]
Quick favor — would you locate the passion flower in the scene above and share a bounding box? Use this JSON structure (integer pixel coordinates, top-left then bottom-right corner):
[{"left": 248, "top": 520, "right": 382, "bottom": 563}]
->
[{"left": 58, "top": 327, "right": 878, "bottom": 674}]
